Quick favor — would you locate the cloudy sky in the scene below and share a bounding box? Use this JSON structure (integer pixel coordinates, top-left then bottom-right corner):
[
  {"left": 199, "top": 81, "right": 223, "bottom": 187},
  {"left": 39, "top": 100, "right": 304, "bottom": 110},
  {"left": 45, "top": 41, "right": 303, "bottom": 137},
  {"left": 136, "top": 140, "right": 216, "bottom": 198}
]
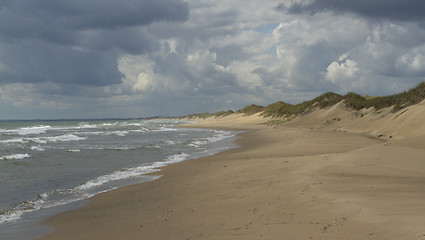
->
[{"left": 1, "top": 0, "right": 425, "bottom": 119}]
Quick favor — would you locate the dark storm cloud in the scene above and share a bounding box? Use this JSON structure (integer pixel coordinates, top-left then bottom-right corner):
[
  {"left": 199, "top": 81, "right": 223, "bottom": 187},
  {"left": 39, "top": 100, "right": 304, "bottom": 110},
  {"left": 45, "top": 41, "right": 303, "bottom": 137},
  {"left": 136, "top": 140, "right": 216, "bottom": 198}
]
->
[
  {"left": 212, "top": 45, "right": 245, "bottom": 67},
  {"left": 0, "top": 0, "right": 189, "bottom": 86},
  {"left": 0, "top": 41, "right": 123, "bottom": 86},
  {"left": 78, "top": 27, "right": 160, "bottom": 54},
  {"left": 0, "top": 0, "right": 189, "bottom": 41},
  {"left": 277, "top": 0, "right": 425, "bottom": 22}
]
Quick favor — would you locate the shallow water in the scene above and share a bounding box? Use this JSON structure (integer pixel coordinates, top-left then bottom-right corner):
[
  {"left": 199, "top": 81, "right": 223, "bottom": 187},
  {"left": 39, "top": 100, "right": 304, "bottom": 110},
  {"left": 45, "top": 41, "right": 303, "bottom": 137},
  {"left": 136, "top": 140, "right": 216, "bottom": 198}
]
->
[{"left": 0, "top": 119, "right": 237, "bottom": 239}]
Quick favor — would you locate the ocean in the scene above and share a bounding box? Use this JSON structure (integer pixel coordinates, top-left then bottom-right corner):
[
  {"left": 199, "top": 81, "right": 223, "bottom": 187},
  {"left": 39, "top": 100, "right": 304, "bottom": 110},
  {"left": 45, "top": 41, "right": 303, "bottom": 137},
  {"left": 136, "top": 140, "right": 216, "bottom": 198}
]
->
[{"left": 0, "top": 119, "right": 237, "bottom": 239}]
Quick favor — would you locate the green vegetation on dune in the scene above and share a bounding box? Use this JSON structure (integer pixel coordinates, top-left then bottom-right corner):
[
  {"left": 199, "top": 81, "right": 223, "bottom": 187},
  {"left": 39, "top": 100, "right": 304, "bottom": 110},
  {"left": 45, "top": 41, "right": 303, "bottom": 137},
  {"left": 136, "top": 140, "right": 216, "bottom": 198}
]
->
[
  {"left": 186, "top": 110, "right": 234, "bottom": 119},
  {"left": 262, "top": 92, "right": 344, "bottom": 117},
  {"left": 237, "top": 104, "right": 265, "bottom": 115},
  {"left": 260, "top": 82, "right": 425, "bottom": 117},
  {"left": 262, "top": 101, "right": 295, "bottom": 117},
  {"left": 213, "top": 110, "right": 235, "bottom": 117},
  {"left": 185, "top": 82, "right": 425, "bottom": 119},
  {"left": 344, "top": 82, "right": 425, "bottom": 111}
]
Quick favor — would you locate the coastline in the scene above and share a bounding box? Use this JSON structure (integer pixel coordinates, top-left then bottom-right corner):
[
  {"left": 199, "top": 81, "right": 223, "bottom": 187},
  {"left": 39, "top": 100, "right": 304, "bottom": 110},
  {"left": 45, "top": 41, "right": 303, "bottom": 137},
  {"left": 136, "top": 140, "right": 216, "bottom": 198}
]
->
[
  {"left": 37, "top": 115, "right": 425, "bottom": 239},
  {"left": 0, "top": 119, "right": 238, "bottom": 240}
]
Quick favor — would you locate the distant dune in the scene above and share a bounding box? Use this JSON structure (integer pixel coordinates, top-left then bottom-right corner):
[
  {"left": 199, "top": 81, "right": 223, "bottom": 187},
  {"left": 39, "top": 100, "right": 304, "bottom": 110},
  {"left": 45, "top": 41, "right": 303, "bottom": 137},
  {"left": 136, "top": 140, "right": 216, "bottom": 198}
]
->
[{"left": 186, "top": 82, "right": 425, "bottom": 139}]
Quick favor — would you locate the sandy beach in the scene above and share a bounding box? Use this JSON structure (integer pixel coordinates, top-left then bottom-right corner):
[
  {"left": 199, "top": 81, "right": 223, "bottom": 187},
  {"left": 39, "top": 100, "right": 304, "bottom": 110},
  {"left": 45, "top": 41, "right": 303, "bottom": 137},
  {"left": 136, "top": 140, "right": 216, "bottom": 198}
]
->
[
  {"left": 3, "top": 1, "right": 425, "bottom": 239},
  {"left": 38, "top": 109, "right": 425, "bottom": 240}
]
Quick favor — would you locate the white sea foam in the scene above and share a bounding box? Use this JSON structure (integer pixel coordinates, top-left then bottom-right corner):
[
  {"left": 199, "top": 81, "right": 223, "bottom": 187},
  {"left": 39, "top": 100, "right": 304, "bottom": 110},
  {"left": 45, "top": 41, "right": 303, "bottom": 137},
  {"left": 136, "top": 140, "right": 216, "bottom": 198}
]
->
[
  {"left": 78, "top": 123, "right": 98, "bottom": 129},
  {"left": 1, "top": 134, "right": 86, "bottom": 145},
  {"left": 0, "top": 152, "right": 190, "bottom": 223},
  {"left": 75, "top": 152, "right": 188, "bottom": 191},
  {"left": 0, "top": 197, "right": 45, "bottom": 223},
  {"left": 44, "top": 134, "right": 86, "bottom": 142},
  {"left": 80, "top": 130, "right": 135, "bottom": 136},
  {"left": 110, "top": 131, "right": 129, "bottom": 136},
  {"left": 0, "top": 138, "right": 25, "bottom": 144},
  {"left": 131, "top": 128, "right": 149, "bottom": 133},
  {"left": 0, "top": 125, "right": 51, "bottom": 136},
  {"left": 126, "top": 122, "right": 146, "bottom": 127},
  {"left": 163, "top": 152, "right": 190, "bottom": 164},
  {"left": 67, "top": 149, "right": 81, "bottom": 152},
  {"left": 75, "top": 167, "right": 154, "bottom": 191},
  {"left": 30, "top": 146, "right": 45, "bottom": 151},
  {"left": 1, "top": 153, "right": 30, "bottom": 160},
  {"left": 0, "top": 189, "right": 81, "bottom": 224},
  {"left": 189, "top": 130, "right": 233, "bottom": 148},
  {"left": 209, "top": 130, "right": 233, "bottom": 142},
  {"left": 78, "top": 131, "right": 104, "bottom": 136},
  {"left": 153, "top": 127, "right": 178, "bottom": 132},
  {"left": 147, "top": 145, "right": 161, "bottom": 149},
  {"left": 17, "top": 126, "right": 51, "bottom": 135},
  {"left": 107, "top": 146, "right": 135, "bottom": 151},
  {"left": 188, "top": 140, "right": 206, "bottom": 148},
  {"left": 165, "top": 140, "right": 176, "bottom": 145}
]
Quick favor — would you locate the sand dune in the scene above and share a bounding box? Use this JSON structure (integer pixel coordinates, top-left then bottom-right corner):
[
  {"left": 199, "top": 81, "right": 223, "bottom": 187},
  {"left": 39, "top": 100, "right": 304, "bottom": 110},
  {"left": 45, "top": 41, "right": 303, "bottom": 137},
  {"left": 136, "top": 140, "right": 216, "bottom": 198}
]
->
[{"left": 190, "top": 98, "right": 425, "bottom": 140}]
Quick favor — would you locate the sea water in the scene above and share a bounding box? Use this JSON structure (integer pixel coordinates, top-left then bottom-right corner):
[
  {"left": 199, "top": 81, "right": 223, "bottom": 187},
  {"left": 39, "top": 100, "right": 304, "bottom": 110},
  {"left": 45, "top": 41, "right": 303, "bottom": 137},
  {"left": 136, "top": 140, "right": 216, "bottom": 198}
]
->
[{"left": 0, "top": 119, "right": 237, "bottom": 239}]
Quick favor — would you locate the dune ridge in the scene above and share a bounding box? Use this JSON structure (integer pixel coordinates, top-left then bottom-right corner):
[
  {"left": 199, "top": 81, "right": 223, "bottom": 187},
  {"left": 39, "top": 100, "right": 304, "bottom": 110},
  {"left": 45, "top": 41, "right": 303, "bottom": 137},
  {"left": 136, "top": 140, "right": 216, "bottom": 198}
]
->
[{"left": 187, "top": 82, "right": 425, "bottom": 140}]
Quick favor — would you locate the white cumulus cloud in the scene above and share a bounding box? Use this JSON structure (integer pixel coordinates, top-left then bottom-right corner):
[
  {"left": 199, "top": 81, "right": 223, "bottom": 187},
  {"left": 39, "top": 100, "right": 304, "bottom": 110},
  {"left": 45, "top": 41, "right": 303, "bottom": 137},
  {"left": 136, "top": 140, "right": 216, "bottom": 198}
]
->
[{"left": 326, "top": 58, "right": 359, "bottom": 84}]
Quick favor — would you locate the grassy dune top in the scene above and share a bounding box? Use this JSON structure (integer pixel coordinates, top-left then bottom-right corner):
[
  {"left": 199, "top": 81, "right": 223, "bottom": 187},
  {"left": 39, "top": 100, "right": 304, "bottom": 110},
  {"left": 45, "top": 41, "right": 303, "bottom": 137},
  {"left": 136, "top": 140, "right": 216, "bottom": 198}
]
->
[{"left": 187, "top": 82, "right": 425, "bottom": 119}]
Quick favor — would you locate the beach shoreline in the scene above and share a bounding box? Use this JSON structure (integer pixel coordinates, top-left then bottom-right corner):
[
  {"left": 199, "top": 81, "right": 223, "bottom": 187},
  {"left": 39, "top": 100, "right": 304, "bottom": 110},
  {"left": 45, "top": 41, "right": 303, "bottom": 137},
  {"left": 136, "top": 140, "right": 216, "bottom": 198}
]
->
[
  {"left": 37, "top": 114, "right": 425, "bottom": 240},
  {"left": 0, "top": 119, "right": 238, "bottom": 240}
]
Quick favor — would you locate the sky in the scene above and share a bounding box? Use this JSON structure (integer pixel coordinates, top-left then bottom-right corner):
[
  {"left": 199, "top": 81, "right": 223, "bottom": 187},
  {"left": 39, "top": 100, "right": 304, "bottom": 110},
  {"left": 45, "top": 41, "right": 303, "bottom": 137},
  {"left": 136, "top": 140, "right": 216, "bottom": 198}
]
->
[{"left": 1, "top": 0, "right": 425, "bottom": 119}]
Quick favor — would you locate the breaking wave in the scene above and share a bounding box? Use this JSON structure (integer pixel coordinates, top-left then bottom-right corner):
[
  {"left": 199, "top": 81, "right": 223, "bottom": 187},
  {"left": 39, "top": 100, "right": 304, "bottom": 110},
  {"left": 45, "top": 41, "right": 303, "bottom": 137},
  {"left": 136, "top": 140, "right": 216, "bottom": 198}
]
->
[{"left": 0, "top": 152, "right": 189, "bottom": 224}]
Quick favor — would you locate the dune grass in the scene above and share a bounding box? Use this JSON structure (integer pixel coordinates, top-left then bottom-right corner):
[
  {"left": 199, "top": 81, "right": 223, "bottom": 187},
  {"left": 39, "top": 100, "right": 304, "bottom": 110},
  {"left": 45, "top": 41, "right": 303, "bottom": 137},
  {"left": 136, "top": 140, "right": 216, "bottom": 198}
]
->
[
  {"left": 186, "top": 110, "right": 234, "bottom": 119},
  {"left": 261, "top": 92, "right": 344, "bottom": 117},
  {"left": 237, "top": 104, "right": 265, "bottom": 116},
  {"left": 344, "top": 82, "right": 425, "bottom": 111},
  {"left": 185, "top": 82, "right": 425, "bottom": 119},
  {"left": 261, "top": 82, "right": 425, "bottom": 117}
]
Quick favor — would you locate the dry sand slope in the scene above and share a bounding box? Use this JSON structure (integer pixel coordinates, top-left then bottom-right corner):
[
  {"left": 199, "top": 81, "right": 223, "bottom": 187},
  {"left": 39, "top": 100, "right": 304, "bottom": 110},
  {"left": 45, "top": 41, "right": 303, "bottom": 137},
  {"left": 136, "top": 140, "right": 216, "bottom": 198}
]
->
[{"left": 39, "top": 103, "right": 425, "bottom": 240}]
